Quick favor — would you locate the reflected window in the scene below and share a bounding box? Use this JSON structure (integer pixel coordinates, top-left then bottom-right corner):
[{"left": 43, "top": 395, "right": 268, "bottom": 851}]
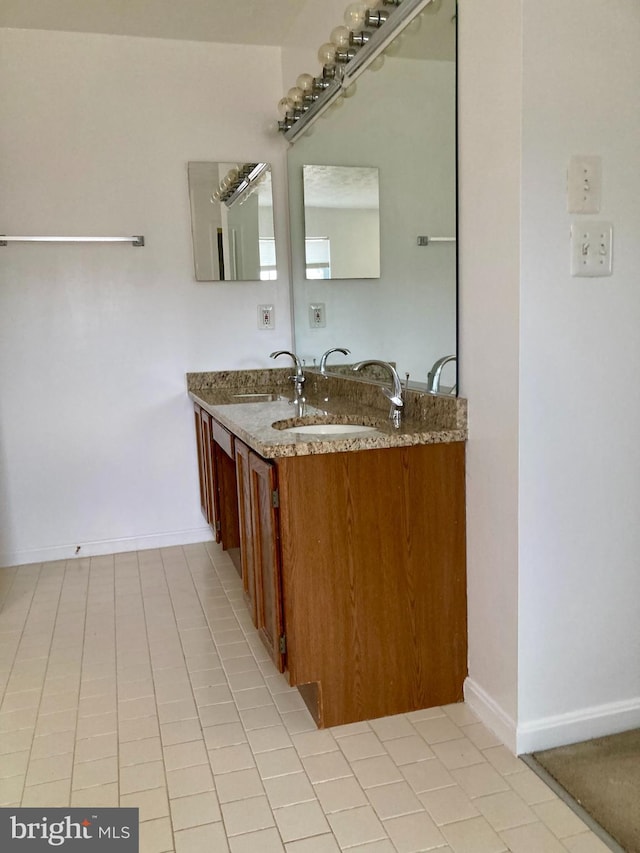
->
[
  {"left": 305, "top": 237, "right": 331, "bottom": 280},
  {"left": 259, "top": 239, "right": 277, "bottom": 281}
]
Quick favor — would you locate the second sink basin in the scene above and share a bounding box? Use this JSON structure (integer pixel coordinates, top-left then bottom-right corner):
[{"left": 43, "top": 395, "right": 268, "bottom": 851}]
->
[{"left": 282, "top": 424, "right": 378, "bottom": 436}]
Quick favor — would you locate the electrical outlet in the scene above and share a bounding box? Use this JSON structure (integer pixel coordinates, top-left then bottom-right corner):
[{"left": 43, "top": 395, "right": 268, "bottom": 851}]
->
[
  {"left": 309, "top": 303, "right": 326, "bottom": 328},
  {"left": 570, "top": 221, "right": 613, "bottom": 277},
  {"left": 258, "top": 304, "right": 275, "bottom": 330}
]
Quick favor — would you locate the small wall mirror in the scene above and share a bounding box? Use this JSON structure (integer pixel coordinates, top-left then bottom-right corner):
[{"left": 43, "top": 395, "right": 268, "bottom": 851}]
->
[
  {"left": 188, "top": 161, "right": 277, "bottom": 281},
  {"left": 302, "top": 164, "right": 380, "bottom": 279}
]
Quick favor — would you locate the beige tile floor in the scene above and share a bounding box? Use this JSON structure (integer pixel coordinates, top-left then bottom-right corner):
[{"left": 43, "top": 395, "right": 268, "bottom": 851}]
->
[{"left": 0, "top": 542, "right": 612, "bottom": 853}]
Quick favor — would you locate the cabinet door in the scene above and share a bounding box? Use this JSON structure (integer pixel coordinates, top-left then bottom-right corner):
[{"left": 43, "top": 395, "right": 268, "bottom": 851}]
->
[
  {"left": 235, "top": 440, "right": 257, "bottom": 625},
  {"left": 194, "top": 406, "right": 208, "bottom": 522},
  {"left": 200, "top": 410, "right": 221, "bottom": 542},
  {"left": 249, "top": 452, "right": 285, "bottom": 672}
]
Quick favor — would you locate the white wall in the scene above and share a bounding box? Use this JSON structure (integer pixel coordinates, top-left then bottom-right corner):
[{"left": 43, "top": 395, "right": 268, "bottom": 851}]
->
[
  {"left": 0, "top": 28, "right": 291, "bottom": 566},
  {"left": 460, "top": 0, "right": 640, "bottom": 752},
  {"left": 517, "top": 0, "right": 640, "bottom": 750},
  {"left": 304, "top": 207, "right": 380, "bottom": 279},
  {"left": 457, "top": 0, "right": 522, "bottom": 751}
]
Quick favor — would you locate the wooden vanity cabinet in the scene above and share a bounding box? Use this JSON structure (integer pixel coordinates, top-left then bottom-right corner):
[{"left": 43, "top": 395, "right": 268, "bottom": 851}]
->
[
  {"left": 273, "top": 441, "right": 467, "bottom": 728},
  {"left": 235, "top": 440, "right": 285, "bottom": 672},
  {"left": 194, "top": 406, "right": 467, "bottom": 727},
  {"left": 193, "top": 404, "right": 240, "bottom": 567},
  {"left": 193, "top": 405, "right": 220, "bottom": 540}
]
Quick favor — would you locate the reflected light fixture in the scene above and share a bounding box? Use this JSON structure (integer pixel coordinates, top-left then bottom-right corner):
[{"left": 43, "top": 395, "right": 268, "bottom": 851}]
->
[
  {"left": 276, "top": 0, "right": 435, "bottom": 142},
  {"left": 211, "top": 163, "right": 270, "bottom": 207}
]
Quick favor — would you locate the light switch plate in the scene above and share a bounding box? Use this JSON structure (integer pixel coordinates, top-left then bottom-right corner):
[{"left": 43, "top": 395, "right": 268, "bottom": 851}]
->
[
  {"left": 570, "top": 221, "right": 613, "bottom": 277},
  {"left": 568, "top": 155, "right": 602, "bottom": 214}
]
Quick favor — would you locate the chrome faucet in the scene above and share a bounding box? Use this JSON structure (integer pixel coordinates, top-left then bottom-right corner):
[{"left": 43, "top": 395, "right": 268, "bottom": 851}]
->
[
  {"left": 320, "top": 347, "right": 350, "bottom": 374},
  {"left": 270, "top": 350, "right": 305, "bottom": 414},
  {"left": 427, "top": 355, "right": 456, "bottom": 394},
  {"left": 353, "top": 359, "right": 404, "bottom": 428}
]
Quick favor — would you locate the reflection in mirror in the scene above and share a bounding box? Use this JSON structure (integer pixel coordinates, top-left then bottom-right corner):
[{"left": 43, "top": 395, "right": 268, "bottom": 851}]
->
[
  {"left": 187, "top": 161, "right": 277, "bottom": 282},
  {"left": 302, "top": 165, "right": 380, "bottom": 280},
  {"left": 287, "top": 0, "right": 457, "bottom": 391}
]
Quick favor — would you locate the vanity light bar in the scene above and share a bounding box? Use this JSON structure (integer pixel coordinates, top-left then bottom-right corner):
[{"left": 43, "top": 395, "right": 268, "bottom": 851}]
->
[
  {"left": 224, "top": 162, "right": 270, "bottom": 208},
  {"left": 341, "top": 0, "right": 435, "bottom": 83},
  {"left": 281, "top": 0, "right": 436, "bottom": 144}
]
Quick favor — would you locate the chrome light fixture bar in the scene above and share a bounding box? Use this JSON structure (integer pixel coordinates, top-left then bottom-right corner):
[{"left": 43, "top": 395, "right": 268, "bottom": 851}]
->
[
  {"left": 211, "top": 163, "right": 270, "bottom": 208},
  {"left": 279, "top": 0, "right": 435, "bottom": 144}
]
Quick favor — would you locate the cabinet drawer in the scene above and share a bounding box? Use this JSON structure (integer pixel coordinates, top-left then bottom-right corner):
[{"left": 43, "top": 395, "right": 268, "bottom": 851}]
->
[{"left": 212, "top": 419, "right": 234, "bottom": 459}]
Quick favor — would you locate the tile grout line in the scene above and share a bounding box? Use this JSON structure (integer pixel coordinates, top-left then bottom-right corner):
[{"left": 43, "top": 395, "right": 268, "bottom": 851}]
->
[
  {"left": 21, "top": 560, "right": 72, "bottom": 805},
  {"left": 192, "top": 543, "right": 376, "bottom": 852},
  {"left": 0, "top": 562, "right": 43, "bottom": 805},
  {"left": 134, "top": 550, "right": 178, "bottom": 847},
  {"left": 181, "top": 543, "right": 258, "bottom": 848}
]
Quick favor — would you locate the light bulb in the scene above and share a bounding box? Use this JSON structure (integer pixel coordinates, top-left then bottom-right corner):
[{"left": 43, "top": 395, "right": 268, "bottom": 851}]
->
[
  {"left": 317, "top": 42, "right": 338, "bottom": 67},
  {"left": 343, "top": 82, "right": 357, "bottom": 98},
  {"left": 227, "top": 168, "right": 238, "bottom": 182},
  {"left": 385, "top": 33, "right": 404, "bottom": 56},
  {"left": 330, "top": 25, "right": 351, "bottom": 48},
  {"left": 211, "top": 190, "right": 220, "bottom": 202},
  {"left": 407, "top": 13, "right": 423, "bottom": 34},
  {"left": 296, "top": 73, "right": 315, "bottom": 93},
  {"left": 369, "top": 54, "right": 385, "bottom": 72},
  {"left": 277, "top": 96, "right": 294, "bottom": 116},
  {"left": 344, "top": 2, "right": 368, "bottom": 31},
  {"left": 287, "top": 87, "right": 305, "bottom": 106},
  {"left": 221, "top": 176, "right": 233, "bottom": 189}
]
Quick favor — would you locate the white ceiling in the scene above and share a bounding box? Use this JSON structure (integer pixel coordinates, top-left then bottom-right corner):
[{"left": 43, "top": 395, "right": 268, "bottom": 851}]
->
[
  {"left": 0, "top": 0, "right": 456, "bottom": 55},
  {"left": 0, "top": 0, "right": 307, "bottom": 46}
]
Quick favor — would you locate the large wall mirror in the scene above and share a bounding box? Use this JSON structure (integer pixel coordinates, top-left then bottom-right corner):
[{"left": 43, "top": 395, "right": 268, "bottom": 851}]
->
[
  {"left": 188, "top": 161, "right": 277, "bottom": 281},
  {"left": 287, "top": 0, "right": 457, "bottom": 390}
]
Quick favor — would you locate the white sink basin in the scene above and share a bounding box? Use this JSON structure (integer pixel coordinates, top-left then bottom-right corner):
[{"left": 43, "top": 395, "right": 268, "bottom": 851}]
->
[{"left": 282, "top": 424, "right": 378, "bottom": 436}]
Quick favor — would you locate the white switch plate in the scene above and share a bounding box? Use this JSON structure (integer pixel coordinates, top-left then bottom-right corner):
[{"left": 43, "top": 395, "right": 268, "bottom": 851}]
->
[
  {"left": 568, "top": 155, "right": 602, "bottom": 214},
  {"left": 570, "top": 221, "right": 613, "bottom": 277},
  {"left": 309, "top": 303, "right": 326, "bottom": 328},
  {"left": 258, "top": 304, "right": 275, "bottom": 330}
]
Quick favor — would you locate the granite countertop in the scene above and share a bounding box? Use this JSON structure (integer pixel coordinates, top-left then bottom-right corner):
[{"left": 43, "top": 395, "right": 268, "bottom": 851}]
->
[{"left": 187, "top": 369, "right": 467, "bottom": 459}]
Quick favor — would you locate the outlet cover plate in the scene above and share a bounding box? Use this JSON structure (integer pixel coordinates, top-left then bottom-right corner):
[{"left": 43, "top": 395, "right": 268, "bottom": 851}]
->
[
  {"left": 309, "top": 303, "right": 326, "bottom": 328},
  {"left": 258, "top": 304, "right": 275, "bottom": 330}
]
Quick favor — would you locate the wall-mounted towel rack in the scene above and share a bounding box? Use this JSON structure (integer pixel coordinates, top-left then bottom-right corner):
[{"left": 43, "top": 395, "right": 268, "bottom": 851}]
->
[
  {"left": 0, "top": 235, "right": 145, "bottom": 247},
  {"left": 416, "top": 236, "right": 456, "bottom": 246}
]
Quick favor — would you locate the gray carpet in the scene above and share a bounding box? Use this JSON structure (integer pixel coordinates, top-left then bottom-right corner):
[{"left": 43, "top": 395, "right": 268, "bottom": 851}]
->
[{"left": 532, "top": 729, "right": 640, "bottom": 852}]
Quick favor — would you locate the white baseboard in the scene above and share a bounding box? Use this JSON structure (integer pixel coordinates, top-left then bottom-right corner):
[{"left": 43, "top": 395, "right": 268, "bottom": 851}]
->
[
  {"left": 1, "top": 527, "right": 214, "bottom": 568},
  {"left": 516, "top": 696, "right": 640, "bottom": 754},
  {"left": 465, "top": 677, "right": 640, "bottom": 755},
  {"left": 464, "top": 677, "right": 518, "bottom": 753}
]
